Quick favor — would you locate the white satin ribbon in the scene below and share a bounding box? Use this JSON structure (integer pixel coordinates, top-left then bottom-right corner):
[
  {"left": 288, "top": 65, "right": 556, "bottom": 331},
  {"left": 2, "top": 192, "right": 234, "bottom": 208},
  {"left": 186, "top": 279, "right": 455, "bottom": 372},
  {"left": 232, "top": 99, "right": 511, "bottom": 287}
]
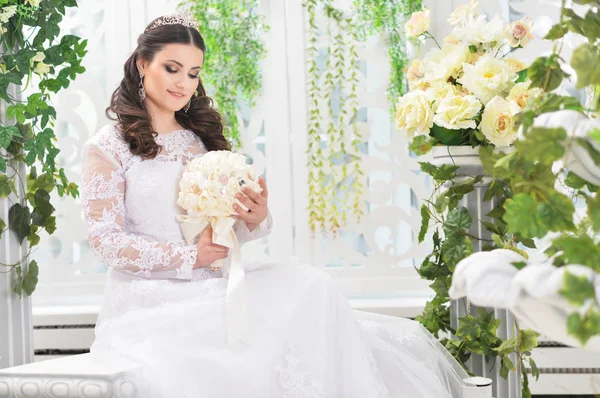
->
[{"left": 177, "top": 214, "right": 249, "bottom": 345}]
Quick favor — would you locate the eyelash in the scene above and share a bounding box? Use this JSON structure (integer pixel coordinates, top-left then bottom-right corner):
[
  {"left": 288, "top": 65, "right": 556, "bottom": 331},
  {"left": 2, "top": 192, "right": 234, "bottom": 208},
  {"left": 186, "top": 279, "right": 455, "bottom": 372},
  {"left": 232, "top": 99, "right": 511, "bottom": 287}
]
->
[{"left": 165, "top": 66, "right": 198, "bottom": 79}]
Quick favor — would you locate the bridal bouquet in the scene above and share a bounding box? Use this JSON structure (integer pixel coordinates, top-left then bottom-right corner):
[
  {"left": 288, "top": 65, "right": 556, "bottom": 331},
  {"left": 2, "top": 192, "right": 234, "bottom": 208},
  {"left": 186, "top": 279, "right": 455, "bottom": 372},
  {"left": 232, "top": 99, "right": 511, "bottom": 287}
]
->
[
  {"left": 397, "top": 0, "right": 541, "bottom": 153},
  {"left": 177, "top": 150, "right": 262, "bottom": 271}
]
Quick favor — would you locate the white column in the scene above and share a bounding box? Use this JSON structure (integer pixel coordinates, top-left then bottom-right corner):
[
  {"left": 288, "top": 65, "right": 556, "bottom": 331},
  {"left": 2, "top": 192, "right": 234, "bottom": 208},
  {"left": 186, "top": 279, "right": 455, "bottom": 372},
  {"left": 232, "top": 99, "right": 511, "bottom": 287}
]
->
[
  {"left": 262, "top": 0, "right": 295, "bottom": 264},
  {"left": 0, "top": 83, "right": 34, "bottom": 369}
]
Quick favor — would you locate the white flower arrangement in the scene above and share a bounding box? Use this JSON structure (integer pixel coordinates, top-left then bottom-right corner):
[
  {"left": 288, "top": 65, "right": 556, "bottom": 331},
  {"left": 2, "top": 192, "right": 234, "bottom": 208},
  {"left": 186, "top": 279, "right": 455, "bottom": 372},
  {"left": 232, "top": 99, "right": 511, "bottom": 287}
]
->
[
  {"left": 177, "top": 151, "right": 262, "bottom": 270},
  {"left": 396, "top": 0, "right": 540, "bottom": 149}
]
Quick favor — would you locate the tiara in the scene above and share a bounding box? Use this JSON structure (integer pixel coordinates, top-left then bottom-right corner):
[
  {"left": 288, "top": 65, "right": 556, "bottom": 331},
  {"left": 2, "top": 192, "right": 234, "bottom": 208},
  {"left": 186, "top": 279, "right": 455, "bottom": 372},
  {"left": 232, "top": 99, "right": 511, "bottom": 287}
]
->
[{"left": 145, "top": 10, "right": 200, "bottom": 32}]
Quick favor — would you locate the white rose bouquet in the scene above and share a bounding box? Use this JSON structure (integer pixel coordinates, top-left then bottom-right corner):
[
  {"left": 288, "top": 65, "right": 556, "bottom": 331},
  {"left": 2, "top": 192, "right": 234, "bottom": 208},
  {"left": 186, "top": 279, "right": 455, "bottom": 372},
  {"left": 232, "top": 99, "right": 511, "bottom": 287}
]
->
[
  {"left": 397, "top": 0, "right": 540, "bottom": 151},
  {"left": 177, "top": 150, "right": 262, "bottom": 272}
]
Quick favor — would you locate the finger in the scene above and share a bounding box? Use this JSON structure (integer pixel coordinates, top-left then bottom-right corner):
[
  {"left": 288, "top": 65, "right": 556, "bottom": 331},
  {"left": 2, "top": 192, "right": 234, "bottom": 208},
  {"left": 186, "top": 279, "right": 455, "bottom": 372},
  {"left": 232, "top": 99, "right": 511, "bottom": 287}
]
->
[
  {"left": 258, "top": 178, "right": 268, "bottom": 199},
  {"left": 241, "top": 186, "right": 264, "bottom": 205},
  {"left": 235, "top": 193, "right": 258, "bottom": 211},
  {"left": 233, "top": 204, "right": 252, "bottom": 220}
]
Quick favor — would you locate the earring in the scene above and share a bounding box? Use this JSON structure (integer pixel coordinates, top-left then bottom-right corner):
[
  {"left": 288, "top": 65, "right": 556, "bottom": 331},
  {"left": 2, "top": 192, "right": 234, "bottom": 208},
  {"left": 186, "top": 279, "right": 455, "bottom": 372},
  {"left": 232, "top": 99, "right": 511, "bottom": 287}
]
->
[
  {"left": 138, "top": 72, "right": 146, "bottom": 102},
  {"left": 184, "top": 99, "right": 191, "bottom": 113}
]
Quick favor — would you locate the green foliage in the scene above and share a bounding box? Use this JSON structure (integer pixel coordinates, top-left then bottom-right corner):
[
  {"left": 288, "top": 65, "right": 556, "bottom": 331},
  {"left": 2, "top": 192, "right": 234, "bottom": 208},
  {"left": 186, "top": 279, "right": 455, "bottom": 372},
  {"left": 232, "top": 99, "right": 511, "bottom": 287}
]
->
[
  {"left": 184, "top": 0, "right": 268, "bottom": 148},
  {"left": 0, "top": 1, "right": 87, "bottom": 296},
  {"left": 302, "top": 0, "right": 364, "bottom": 233}
]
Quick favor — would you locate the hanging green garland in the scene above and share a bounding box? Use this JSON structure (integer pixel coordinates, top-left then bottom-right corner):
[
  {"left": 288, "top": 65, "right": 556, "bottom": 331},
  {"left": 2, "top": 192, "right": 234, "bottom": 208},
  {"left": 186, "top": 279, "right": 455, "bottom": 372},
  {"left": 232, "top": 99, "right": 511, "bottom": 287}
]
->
[
  {"left": 0, "top": 0, "right": 87, "bottom": 296},
  {"left": 184, "top": 0, "right": 268, "bottom": 148},
  {"left": 303, "top": 0, "right": 364, "bottom": 234},
  {"left": 353, "top": 0, "right": 422, "bottom": 103}
]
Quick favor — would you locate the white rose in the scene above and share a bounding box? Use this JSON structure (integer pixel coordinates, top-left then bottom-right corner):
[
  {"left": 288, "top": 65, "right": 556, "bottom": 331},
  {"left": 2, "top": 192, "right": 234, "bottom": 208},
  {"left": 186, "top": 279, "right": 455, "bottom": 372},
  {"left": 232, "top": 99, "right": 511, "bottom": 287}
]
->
[
  {"left": 404, "top": 8, "right": 430, "bottom": 38},
  {"left": 453, "top": 15, "right": 504, "bottom": 48},
  {"left": 448, "top": 0, "right": 480, "bottom": 26},
  {"left": 33, "top": 62, "right": 50, "bottom": 76},
  {"left": 434, "top": 94, "right": 482, "bottom": 130},
  {"left": 508, "top": 81, "right": 543, "bottom": 109},
  {"left": 31, "top": 52, "right": 45, "bottom": 63},
  {"left": 0, "top": 24, "right": 6, "bottom": 35},
  {"left": 395, "top": 90, "right": 434, "bottom": 139},
  {"left": 506, "top": 17, "right": 534, "bottom": 48},
  {"left": 459, "top": 55, "right": 517, "bottom": 104},
  {"left": 504, "top": 58, "right": 527, "bottom": 73},
  {"left": 480, "top": 96, "right": 518, "bottom": 147},
  {"left": 425, "top": 81, "right": 462, "bottom": 111},
  {"left": 25, "top": 0, "right": 42, "bottom": 6},
  {"left": 421, "top": 42, "right": 469, "bottom": 83}
]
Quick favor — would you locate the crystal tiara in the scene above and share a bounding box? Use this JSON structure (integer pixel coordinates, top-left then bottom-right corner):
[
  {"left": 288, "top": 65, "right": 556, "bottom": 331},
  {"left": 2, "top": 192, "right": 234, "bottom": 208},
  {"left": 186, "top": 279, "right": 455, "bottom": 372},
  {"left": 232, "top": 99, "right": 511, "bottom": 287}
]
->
[{"left": 145, "top": 10, "right": 200, "bottom": 33}]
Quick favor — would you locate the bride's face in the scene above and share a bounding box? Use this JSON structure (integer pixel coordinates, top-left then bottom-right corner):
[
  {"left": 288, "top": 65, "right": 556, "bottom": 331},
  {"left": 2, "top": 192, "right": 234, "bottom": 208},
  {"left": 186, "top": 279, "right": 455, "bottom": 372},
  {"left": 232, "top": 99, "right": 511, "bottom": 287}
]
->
[{"left": 137, "top": 43, "right": 204, "bottom": 113}]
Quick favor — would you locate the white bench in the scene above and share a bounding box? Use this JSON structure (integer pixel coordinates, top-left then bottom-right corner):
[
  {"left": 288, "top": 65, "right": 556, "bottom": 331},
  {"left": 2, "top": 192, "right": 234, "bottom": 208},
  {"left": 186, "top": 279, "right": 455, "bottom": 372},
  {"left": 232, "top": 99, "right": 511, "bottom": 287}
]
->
[{"left": 0, "top": 354, "right": 139, "bottom": 398}]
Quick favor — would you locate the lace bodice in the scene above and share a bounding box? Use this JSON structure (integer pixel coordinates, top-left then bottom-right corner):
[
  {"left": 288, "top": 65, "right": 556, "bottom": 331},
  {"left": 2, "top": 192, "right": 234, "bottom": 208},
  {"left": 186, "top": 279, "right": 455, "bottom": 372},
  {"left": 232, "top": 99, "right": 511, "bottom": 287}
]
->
[{"left": 81, "top": 125, "right": 272, "bottom": 281}]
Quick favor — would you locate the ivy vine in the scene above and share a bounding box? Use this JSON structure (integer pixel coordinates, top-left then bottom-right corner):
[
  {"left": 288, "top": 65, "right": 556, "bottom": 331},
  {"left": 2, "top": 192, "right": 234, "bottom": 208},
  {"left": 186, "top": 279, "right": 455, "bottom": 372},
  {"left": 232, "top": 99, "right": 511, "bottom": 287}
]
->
[
  {"left": 303, "top": 0, "right": 364, "bottom": 234},
  {"left": 0, "top": 0, "right": 87, "bottom": 296},
  {"left": 183, "top": 0, "right": 268, "bottom": 149}
]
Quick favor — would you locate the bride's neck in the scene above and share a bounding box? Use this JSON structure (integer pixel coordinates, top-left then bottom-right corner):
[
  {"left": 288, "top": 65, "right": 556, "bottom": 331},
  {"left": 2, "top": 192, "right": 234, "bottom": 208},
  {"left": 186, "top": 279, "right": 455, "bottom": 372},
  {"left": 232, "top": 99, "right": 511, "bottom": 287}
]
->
[{"left": 145, "top": 100, "right": 182, "bottom": 135}]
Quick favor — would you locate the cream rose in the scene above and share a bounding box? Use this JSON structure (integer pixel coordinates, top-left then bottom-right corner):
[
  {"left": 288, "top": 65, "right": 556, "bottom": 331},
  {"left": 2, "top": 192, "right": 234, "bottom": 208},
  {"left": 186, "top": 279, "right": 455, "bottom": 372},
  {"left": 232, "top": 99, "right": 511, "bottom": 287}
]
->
[
  {"left": 404, "top": 8, "right": 430, "bottom": 38},
  {"left": 448, "top": 0, "right": 480, "bottom": 26},
  {"left": 504, "top": 58, "right": 527, "bottom": 73},
  {"left": 421, "top": 42, "right": 469, "bottom": 83},
  {"left": 395, "top": 91, "right": 434, "bottom": 139},
  {"left": 459, "top": 55, "right": 517, "bottom": 104},
  {"left": 434, "top": 94, "right": 482, "bottom": 130},
  {"left": 508, "top": 82, "right": 543, "bottom": 109},
  {"left": 506, "top": 17, "right": 534, "bottom": 48},
  {"left": 480, "top": 96, "right": 518, "bottom": 147},
  {"left": 425, "top": 81, "right": 462, "bottom": 111},
  {"left": 25, "top": 0, "right": 42, "bottom": 6}
]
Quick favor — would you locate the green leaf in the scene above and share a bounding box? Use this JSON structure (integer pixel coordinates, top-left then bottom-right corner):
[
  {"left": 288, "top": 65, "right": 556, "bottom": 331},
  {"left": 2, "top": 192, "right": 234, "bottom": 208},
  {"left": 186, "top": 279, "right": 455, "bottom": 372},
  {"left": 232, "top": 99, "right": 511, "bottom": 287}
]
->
[
  {"left": 565, "top": 171, "right": 588, "bottom": 189},
  {"left": 520, "top": 328, "right": 540, "bottom": 352},
  {"left": 419, "top": 162, "right": 459, "bottom": 182},
  {"left": 585, "top": 193, "right": 600, "bottom": 232},
  {"left": 0, "top": 217, "right": 5, "bottom": 239},
  {"left": 8, "top": 203, "right": 31, "bottom": 244},
  {"left": 544, "top": 23, "right": 568, "bottom": 40},
  {"left": 418, "top": 204, "right": 430, "bottom": 243},
  {"left": 0, "top": 175, "right": 10, "bottom": 198},
  {"left": 515, "top": 68, "right": 529, "bottom": 83},
  {"left": 512, "top": 261, "right": 527, "bottom": 270},
  {"left": 515, "top": 127, "right": 566, "bottom": 165},
  {"left": 444, "top": 207, "right": 472, "bottom": 237},
  {"left": 0, "top": 157, "right": 5, "bottom": 173},
  {"left": 581, "top": 9, "right": 600, "bottom": 42},
  {"left": 560, "top": 271, "right": 596, "bottom": 306},
  {"left": 567, "top": 311, "right": 600, "bottom": 345},
  {"left": 550, "top": 234, "right": 600, "bottom": 270},
  {"left": 529, "top": 55, "right": 565, "bottom": 92},
  {"left": 409, "top": 135, "right": 434, "bottom": 155},
  {"left": 429, "top": 124, "right": 466, "bottom": 145},
  {"left": 571, "top": 43, "right": 600, "bottom": 89},
  {"left": 22, "top": 260, "right": 39, "bottom": 296},
  {"left": 536, "top": 191, "right": 575, "bottom": 232},
  {"left": 504, "top": 194, "right": 546, "bottom": 238},
  {"left": 529, "top": 358, "right": 540, "bottom": 381}
]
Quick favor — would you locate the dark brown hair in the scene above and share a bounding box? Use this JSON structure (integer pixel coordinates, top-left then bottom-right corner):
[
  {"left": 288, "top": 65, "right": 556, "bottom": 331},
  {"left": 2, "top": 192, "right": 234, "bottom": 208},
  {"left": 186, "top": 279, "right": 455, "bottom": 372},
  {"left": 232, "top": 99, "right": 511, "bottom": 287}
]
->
[{"left": 106, "top": 18, "right": 230, "bottom": 158}]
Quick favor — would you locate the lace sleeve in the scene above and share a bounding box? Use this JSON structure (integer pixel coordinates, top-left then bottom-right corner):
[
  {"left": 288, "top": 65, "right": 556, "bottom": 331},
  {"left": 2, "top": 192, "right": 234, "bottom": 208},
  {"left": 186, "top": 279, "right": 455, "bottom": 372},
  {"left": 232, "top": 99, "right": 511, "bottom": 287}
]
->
[
  {"left": 81, "top": 140, "right": 198, "bottom": 280},
  {"left": 234, "top": 211, "right": 273, "bottom": 245}
]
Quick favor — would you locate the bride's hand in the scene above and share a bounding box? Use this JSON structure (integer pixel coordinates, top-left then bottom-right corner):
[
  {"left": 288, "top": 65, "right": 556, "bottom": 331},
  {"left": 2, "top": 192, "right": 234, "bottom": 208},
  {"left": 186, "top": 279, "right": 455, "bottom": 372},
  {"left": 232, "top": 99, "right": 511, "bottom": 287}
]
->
[
  {"left": 194, "top": 227, "right": 229, "bottom": 268},
  {"left": 233, "top": 177, "right": 269, "bottom": 231}
]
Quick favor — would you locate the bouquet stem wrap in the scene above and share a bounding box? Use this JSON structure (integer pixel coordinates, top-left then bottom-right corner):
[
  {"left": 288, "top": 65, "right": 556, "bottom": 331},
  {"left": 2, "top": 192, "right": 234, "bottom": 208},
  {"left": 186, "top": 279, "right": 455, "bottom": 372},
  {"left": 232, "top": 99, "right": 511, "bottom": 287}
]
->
[{"left": 178, "top": 215, "right": 249, "bottom": 345}]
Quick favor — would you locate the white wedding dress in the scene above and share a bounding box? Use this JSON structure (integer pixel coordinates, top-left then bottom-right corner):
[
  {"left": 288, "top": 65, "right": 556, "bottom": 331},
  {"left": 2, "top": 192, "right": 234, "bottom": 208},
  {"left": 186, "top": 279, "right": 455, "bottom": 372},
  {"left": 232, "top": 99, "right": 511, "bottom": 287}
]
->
[{"left": 81, "top": 125, "right": 482, "bottom": 398}]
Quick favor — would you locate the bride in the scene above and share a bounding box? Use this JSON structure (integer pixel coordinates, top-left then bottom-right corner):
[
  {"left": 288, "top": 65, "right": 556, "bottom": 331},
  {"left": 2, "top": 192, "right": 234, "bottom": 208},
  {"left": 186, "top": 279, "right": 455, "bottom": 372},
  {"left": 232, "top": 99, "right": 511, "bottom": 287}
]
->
[{"left": 82, "top": 11, "right": 482, "bottom": 398}]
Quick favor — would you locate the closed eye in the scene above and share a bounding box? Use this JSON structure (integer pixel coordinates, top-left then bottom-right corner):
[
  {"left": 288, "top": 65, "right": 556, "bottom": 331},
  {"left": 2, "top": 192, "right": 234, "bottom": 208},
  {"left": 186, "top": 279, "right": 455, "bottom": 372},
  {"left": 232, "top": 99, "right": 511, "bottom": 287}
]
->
[
  {"left": 189, "top": 74, "right": 199, "bottom": 79},
  {"left": 165, "top": 66, "right": 177, "bottom": 74}
]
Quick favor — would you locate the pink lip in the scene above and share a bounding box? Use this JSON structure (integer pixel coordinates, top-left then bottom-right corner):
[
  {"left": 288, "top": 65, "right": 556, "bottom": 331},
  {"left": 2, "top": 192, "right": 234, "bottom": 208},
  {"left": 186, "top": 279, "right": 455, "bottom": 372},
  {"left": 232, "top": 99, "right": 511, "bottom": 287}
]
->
[{"left": 168, "top": 90, "right": 186, "bottom": 99}]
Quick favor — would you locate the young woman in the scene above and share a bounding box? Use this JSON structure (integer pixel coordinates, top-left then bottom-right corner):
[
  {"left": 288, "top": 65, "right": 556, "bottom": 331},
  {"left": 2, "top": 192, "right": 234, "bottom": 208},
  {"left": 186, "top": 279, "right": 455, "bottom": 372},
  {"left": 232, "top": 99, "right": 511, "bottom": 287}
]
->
[{"left": 82, "top": 11, "right": 480, "bottom": 398}]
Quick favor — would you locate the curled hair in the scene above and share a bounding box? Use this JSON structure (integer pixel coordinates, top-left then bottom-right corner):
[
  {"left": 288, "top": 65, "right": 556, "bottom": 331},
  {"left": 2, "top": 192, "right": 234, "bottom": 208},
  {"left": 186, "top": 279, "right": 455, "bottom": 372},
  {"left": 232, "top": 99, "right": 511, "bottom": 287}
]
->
[{"left": 106, "top": 19, "right": 229, "bottom": 158}]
